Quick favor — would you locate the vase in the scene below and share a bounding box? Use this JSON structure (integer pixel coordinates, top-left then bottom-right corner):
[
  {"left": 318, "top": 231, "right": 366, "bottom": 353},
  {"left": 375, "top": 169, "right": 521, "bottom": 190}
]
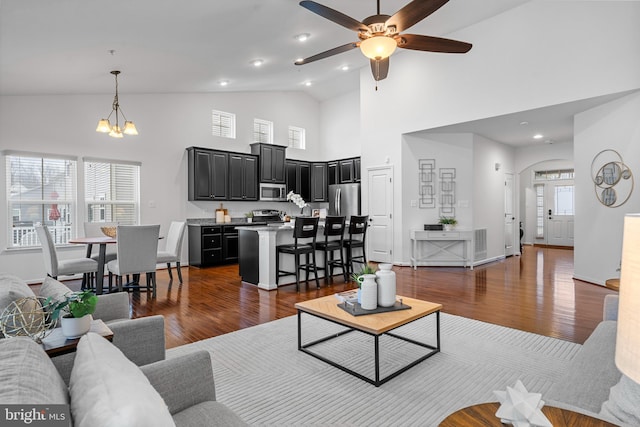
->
[
  {"left": 60, "top": 314, "right": 92, "bottom": 339},
  {"left": 357, "top": 274, "right": 378, "bottom": 310},
  {"left": 376, "top": 263, "right": 396, "bottom": 307},
  {"left": 444, "top": 224, "right": 454, "bottom": 231}
]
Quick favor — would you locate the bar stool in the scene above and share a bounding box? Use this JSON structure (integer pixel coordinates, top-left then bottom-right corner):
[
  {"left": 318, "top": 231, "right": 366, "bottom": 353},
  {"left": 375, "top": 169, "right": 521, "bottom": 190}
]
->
[
  {"left": 276, "top": 217, "right": 320, "bottom": 291},
  {"left": 315, "top": 216, "right": 347, "bottom": 284},
  {"left": 343, "top": 215, "right": 369, "bottom": 277}
]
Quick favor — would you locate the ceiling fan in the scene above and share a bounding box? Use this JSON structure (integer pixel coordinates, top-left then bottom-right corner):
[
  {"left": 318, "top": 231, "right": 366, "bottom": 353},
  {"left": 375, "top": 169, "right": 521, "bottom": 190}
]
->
[{"left": 295, "top": 0, "right": 472, "bottom": 83}]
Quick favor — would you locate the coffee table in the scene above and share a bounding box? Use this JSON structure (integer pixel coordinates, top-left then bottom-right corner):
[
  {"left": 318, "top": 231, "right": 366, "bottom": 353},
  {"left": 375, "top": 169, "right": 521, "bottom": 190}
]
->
[
  {"left": 295, "top": 295, "right": 442, "bottom": 387},
  {"left": 41, "top": 319, "right": 114, "bottom": 357},
  {"left": 439, "top": 402, "right": 617, "bottom": 426}
]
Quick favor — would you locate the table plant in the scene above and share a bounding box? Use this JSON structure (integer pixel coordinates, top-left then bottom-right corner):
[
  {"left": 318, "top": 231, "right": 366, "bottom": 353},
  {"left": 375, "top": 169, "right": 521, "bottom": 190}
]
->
[
  {"left": 438, "top": 216, "right": 458, "bottom": 231},
  {"left": 47, "top": 290, "right": 98, "bottom": 338}
]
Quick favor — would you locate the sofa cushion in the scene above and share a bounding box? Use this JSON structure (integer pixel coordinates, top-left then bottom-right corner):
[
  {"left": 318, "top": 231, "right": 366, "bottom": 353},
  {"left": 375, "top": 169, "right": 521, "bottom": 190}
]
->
[
  {"left": 546, "top": 321, "right": 621, "bottom": 413},
  {"left": 600, "top": 374, "right": 640, "bottom": 425},
  {"left": 172, "top": 401, "right": 248, "bottom": 427},
  {"left": 69, "top": 332, "right": 175, "bottom": 427},
  {"left": 0, "top": 337, "right": 68, "bottom": 404}
]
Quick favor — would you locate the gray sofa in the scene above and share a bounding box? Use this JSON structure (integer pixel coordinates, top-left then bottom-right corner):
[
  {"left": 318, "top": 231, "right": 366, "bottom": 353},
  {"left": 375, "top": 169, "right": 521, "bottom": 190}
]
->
[
  {"left": 0, "top": 274, "right": 246, "bottom": 426},
  {"left": 545, "top": 294, "right": 634, "bottom": 426}
]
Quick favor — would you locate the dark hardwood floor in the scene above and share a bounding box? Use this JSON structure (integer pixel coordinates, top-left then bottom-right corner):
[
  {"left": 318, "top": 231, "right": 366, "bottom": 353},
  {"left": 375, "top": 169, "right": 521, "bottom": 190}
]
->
[{"left": 57, "top": 246, "right": 616, "bottom": 349}]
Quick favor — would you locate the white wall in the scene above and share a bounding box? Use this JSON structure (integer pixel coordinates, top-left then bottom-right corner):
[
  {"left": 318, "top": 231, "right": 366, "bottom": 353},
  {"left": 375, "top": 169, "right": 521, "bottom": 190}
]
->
[
  {"left": 319, "top": 89, "right": 360, "bottom": 161},
  {"left": 0, "top": 91, "right": 327, "bottom": 281},
  {"left": 574, "top": 91, "right": 640, "bottom": 285},
  {"left": 357, "top": 0, "right": 640, "bottom": 266}
]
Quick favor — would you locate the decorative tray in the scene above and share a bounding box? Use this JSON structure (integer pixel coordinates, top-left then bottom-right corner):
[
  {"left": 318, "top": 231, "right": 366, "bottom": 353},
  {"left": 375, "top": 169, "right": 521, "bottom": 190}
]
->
[{"left": 337, "top": 300, "right": 411, "bottom": 316}]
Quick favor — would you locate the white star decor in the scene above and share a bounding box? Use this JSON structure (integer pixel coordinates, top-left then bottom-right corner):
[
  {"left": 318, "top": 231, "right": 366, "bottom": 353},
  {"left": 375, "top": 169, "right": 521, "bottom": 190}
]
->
[{"left": 493, "top": 380, "right": 552, "bottom": 427}]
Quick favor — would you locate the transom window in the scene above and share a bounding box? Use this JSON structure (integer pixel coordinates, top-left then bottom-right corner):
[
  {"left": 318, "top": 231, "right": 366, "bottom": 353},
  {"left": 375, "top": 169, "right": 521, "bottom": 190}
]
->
[
  {"left": 84, "top": 159, "right": 140, "bottom": 225},
  {"left": 534, "top": 169, "right": 574, "bottom": 180},
  {"left": 212, "top": 110, "right": 236, "bottom": 139},
  {"left": 253, "top": 118, "right": 273, "bottom": 144},
  {"left": 5, "top": 152, "right": 77, "bottom": 248}
]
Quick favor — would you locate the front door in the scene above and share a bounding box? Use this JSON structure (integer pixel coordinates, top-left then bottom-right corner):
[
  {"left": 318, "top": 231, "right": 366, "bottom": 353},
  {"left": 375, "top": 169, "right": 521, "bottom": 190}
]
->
[
  {"left": 504, "top": 173, "right": 515, "bottom": 256},
  {"left": 545, "top": 182, "right": 574, "bottom": 247},
  {"left": 367, "top": 166, "right": 393, "bottom": 263}
]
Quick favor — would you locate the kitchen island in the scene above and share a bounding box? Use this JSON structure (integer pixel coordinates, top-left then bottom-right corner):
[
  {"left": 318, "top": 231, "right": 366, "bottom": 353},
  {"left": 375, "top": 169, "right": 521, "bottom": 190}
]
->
[{"left": 238, "top": 223, "right": 332, "bottom": 290}]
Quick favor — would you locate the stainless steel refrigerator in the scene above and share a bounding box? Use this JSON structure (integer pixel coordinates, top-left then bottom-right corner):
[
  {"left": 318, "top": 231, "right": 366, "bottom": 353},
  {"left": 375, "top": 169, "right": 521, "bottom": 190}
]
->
[{"left": 328, "top": 183, "right": 361, "bottom": 218}]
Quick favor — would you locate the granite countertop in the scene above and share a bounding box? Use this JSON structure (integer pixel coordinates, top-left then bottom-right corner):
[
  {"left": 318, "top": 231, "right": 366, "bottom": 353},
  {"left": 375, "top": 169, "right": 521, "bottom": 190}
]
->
[{"left": 187, "top": 218, "right": 266, "bottom": 226}]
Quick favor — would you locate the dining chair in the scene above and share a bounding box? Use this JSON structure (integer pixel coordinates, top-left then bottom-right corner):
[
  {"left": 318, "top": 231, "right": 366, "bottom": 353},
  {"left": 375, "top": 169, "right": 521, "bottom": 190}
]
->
[
  {"left": 34, "top": 224, "right": 98, "bottom": 285},
  {"left": 106, "top": 225, "right": 160, "bottom": 297},
  {"left": 276, "top": 217, "right": 320, "bottom": 291},
  {"left": 342, "top": 215, "right": 369, "bottom": 277},
  {"left": 83, "top": 221, "right": 118, "bottom": 264},
  {"left": 156, "top": 221, "right": 186, "bottom": 284}
]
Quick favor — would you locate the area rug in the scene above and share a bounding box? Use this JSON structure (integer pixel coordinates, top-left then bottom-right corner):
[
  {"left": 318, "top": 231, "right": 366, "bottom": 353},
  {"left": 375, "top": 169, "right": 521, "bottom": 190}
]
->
[{"left": 167, "top": 313, "right": 581, "bottom": 426}]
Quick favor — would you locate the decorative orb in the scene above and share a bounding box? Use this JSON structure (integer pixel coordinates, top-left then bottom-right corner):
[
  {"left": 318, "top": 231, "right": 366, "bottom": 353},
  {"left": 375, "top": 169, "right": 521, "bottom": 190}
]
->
[
  {"left": 0, "top": 297, "right": 57, "bottom": 343},
  {"left": 101, "top": 226, "right": 117, "bottom": 238}
]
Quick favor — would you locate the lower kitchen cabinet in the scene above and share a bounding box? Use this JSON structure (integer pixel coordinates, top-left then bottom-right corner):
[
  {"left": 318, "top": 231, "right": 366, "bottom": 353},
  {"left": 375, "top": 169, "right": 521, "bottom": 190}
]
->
[
  {"left": 222, "top": 225, "right": 239, "bottom": 262},
  {"left": 188, "top": 225, "right": 222, "bottom": 267}
]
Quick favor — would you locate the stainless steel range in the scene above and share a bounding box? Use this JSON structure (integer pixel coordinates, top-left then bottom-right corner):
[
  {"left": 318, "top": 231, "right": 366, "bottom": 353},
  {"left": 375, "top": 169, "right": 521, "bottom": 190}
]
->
[{"left": 251, "top": 209, "right": 283, "bottom": 223}]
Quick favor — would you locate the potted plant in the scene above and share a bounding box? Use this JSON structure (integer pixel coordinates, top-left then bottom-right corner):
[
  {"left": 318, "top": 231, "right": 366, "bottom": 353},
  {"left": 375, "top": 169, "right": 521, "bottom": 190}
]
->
[
  {"left": 439, "top": 216, "right": 458, "bottom": 231},
  {"left": 47, "top": 290, "right": 98, "bottom": 338},
  {"left": 245, "top": 211, "right": 254, "bottom": 223}
]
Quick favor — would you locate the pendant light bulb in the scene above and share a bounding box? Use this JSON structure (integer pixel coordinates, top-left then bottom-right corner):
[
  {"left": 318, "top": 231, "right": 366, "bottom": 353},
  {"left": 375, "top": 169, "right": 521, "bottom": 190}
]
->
[
  {"left": 360, "top": 36, "right": 397, "bottom": 60},
  {"left": 96, "top": 70, "right": 138, "bottom": 138},
  {"left": 96, "top": 119, "right": 111, "bottom": 133}
]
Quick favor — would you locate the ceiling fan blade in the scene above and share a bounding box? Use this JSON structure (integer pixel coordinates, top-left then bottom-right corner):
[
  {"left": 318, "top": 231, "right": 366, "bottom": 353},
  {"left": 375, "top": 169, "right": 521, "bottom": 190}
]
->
[
  {"left": 397, "top": 34, "right": 472, "bottom": 53},
  {"left": 386, "top": 0, "right": 449, "bottom": 33},
  {"left": 370, "top": 57, "right": 389, "bottom": 81},
  {"left": 295, "top": 42, "right": 359, "bottom": 65},
  {"left": 299, "top": 1, "right": 368, "bottom": 32}
]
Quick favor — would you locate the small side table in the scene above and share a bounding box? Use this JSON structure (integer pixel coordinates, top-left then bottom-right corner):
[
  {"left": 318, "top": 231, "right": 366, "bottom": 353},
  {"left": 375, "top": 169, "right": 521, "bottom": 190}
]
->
[
  {"left": 439, "top": 402, "right": 616, "bottom": 427},
  {"left": 41, "top": 319, "right": 114, "bottom": 357}
]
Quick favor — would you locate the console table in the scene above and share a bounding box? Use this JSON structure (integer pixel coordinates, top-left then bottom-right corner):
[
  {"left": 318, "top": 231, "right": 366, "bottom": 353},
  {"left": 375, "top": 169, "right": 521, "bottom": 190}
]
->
[{"left": 410, "top": 229, "right": 473, "bottom": 270}]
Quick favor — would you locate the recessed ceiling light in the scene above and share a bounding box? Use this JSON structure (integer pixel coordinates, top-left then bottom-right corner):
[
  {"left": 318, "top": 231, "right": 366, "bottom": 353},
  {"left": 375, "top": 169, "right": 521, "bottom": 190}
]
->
[
  {"left": 219, "top": 80, "right": 229, "bottom": 87},
  {"left": 519, "top": 121, "right": 529, "bottom": 126},
  {"left": 251, "top": 59, "right": 264, "bottom": 67},
  {"left": 295, "top": 33, "right": 310, "bottom": 42},
  {"left": 341, "top": 65, "right": 350, "bottom": 71},
  {"left": 304, "top": 81, "right": 312, "bottom": 87},
  {"left": 533, "top": 134, "right": 544, "bottom": 139},
  {"left": 295, "top": 57, "right": 304, "bottom": 64}
]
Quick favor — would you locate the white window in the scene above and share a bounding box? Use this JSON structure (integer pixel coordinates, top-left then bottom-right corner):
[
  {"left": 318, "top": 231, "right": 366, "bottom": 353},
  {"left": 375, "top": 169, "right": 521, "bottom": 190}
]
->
[
  {"left": 5, "top": 152, "right": 77, "bottom": 248},
  {"left": 84, "top": 158, "right": 140, "bottom": 225},
  {"left": 535, "top": 184, "right": 544, "bottom": 239},
  {"left": 212, "top": 110, "right": 236, "bottom": 139},
  {"left": 554, "top": 185, "right": 575, "bottom": 216},
  {"left": 288, "top": 126, "right": 306, "bottom": 149},
  {"left": 253, "top": 118, "right": 273, "bottom": 144}
]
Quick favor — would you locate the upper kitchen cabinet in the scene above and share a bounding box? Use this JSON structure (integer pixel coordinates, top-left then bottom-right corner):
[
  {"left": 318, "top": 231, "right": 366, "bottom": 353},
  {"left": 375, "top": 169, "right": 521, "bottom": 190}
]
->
[
  {"left": 338, "top": 157, "right": 361, "bottom": 184},
  {"left": 250, "top": 143, "right": 286, "bottom": 184},
  {"left": 286, "top": 160, "right": 311, "bottom": 201},
  {"left": 187, "top": 147, "right": 228, "bottom": 201},
  {"left": 354, "top": 157, "right": 361, "bottom": 182},
  {"left": 327, "top": 161, "right": 339, "bottom": 186},
  {"left": 310, "top": 162, "right": 328, "bottom": 202},
  {"left": 228, "top": 153, "right": 258, "bottom": 201}
]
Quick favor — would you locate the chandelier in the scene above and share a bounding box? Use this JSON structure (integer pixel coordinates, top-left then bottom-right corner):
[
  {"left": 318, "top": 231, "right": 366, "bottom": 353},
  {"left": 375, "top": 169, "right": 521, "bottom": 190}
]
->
[{"left": 96, "top": 70, "right": 138, "bottom": 138}]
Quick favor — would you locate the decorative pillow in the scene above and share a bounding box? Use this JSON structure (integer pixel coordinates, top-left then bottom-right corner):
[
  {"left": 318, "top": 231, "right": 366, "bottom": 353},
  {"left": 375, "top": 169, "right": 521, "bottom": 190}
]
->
[
  {"left": 0, "top": 337, "right": 68, "bottom": 404},
  {"left": 69, "top": 333, "right": 175, "bottom": 427},
  {"left": 39, "top": 276, "right": 73, "bottom": 303},
  {"left": 600, "top": 374, "right": 640, "bottom": 425},
  {"left": 0, "top": 274, "right": 36, "bottom": 337}
]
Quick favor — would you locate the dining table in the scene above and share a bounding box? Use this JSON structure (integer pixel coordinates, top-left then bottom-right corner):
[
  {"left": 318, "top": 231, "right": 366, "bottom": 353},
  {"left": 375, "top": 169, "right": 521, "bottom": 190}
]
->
[{"left": 68, "top": 236, "right": 116, "bottom": 295}]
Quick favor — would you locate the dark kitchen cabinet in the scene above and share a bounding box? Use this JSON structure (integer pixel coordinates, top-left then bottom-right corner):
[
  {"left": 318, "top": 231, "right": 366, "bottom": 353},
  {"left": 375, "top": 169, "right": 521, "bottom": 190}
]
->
[
  {"left": 222, "top": 225, "right": 239, "bottom": 262},
  {"left": 286, "top": 160, "right": 310, "bottom": 201},
  {"left": 327, "top": 162, "right": 338, "bottom": 186},
  {"left": 339, "top": 159, "right": 355, "bottom": 183},
  {"left": 250, "top": 143, "right": 286, "bottom": 184},
  {"left": 310, "top": 162, "right": 328, "bottom": 202},
  {"left": 187, "top": 148, "right": 228, "bottom": 201},
  {"left": 188, "top": 225, "right": 223, "bottom": 267},
  {"left": 228, "top": 153, "right": 258, "bottom": 201},
  {"left": 354, "top": 157, "right": 361, "bottom": 182}
]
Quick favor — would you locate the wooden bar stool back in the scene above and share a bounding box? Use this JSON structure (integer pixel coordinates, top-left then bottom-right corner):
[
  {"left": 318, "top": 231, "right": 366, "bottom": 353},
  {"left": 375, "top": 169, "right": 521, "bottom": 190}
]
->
[
  {"left": 342, "top": 215, "right": 369, "bottom": 276},
  {"left": 315, "top": 216, "right": 347, "bottom": 284},
  {"left": 276, "top": 217, "right": 320, "bottom": 291}
]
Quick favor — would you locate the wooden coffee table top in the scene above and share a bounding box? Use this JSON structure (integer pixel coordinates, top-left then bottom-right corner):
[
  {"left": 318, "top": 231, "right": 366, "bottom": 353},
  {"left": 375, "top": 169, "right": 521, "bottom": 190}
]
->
[
  {"left": 41, "top": 319, "right": 113, "bottom": 357},
  {"left": 439, "top": 402, "right": 617, "bottom": 427},
  {"left": 295, "top": 295, "right": 442, "bottom": 335}
]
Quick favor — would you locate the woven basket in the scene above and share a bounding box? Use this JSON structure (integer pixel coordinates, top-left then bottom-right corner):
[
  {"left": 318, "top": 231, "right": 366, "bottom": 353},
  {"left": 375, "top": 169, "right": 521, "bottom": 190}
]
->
[{"left": 101, "top": 226, "right": 117, "bottom": 238}]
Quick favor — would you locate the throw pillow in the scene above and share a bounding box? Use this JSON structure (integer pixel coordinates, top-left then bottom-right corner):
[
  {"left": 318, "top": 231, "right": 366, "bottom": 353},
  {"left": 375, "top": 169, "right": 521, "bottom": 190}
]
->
[
  {"left": 600, "top": 374, "right": 640, "bottom": 425},
  {"left": 39, "top": 276, "right": 73, "bottom": 303},
  {"left": 0, "top": 274, "right": 36, "bottom": 338},
  {"left": 0, "top": 337, "right": 68, "bottom": 404},
  {"left": 69, "top": 333, "right": 175, "bottom": 427}
]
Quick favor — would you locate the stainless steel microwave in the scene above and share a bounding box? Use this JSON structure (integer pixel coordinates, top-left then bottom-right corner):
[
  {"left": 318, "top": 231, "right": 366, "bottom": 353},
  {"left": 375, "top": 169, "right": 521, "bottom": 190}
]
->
[{"left": 259, "top": 183, "right": 287, "bottom": 201}]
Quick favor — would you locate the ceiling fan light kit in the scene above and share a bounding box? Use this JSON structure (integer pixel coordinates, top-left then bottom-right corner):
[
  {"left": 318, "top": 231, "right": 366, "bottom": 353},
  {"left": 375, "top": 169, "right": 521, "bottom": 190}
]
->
[
  {"left": 96, "top": 70, "right": 138, "bottom": 138},
  {"left": 296, "top": 0, "right": 472, "bottom": 84}
]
